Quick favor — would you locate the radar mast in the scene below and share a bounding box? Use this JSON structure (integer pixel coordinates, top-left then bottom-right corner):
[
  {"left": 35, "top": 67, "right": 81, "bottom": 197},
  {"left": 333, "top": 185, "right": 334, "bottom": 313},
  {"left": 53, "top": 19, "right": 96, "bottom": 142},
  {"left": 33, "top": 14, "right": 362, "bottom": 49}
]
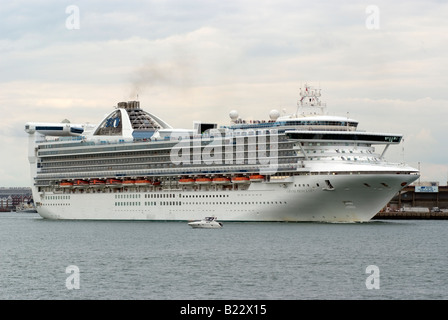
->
[{"left": 296, "top": 83, "right": 327, "bottom": 116}]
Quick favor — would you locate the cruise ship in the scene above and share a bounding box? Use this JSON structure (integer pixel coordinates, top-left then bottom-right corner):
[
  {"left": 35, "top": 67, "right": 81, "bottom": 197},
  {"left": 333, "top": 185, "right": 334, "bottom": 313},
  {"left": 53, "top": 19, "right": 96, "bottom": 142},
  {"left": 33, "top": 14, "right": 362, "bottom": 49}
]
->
[{"left": 25, "top": 84, "right": 419, "bottom": 222}]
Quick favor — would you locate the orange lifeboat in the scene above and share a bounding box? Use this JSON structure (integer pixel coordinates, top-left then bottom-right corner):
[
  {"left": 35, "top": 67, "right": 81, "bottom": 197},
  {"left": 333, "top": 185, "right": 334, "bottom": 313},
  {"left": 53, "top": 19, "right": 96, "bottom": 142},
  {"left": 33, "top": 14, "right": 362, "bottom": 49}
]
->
[
  {"left": 249, "top": 175, "right": 265, "bottom": 182},
  {"left": 74, "top": 179, "right": 89, "bottom": 188},
  {"left": 90, "top": 179, "right": 106, "bottom": 187},
  {"left": 212, "top": 177, "right": 231, "bottom": 185},
  {"left": 151, "top": 180, "right": 161, "bottom": 186},
  {"left": 60, "top": 181, "right": 73, "bottom": 188},
  {"left": 179, "top": 178, "right": 195, "bottom": 185},
  {"left": 232, "top": 176, "right": 250, "bottom": 184},
  {"left": 135, "top": 179, "right": 151, "bottom": 186},
  {"left": 123, "top": 179, "right": 136, "bottom": 186},
  {"left": 106, "top": 178, "right": 122, "bottom": 187},
  {"left": 195, "top": 177, "right": 212, "bottom": 185}
]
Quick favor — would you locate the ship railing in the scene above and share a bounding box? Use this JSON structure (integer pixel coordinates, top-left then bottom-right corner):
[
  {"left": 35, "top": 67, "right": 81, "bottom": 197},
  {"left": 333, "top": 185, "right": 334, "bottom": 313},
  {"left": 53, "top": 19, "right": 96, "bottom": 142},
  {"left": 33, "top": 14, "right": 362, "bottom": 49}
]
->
[
  {"left": 37, "top": 152, "right": 298, "bottom": 173},
  {"left": 37, "top": 128, "right": 282, "bottom": 147},
  {"left": 34, "top": 163, "right": 299, "bottom": 181},
  {"left": 34, "top": 168, "right": 418, "bottom": 188},
  {"left": 36, "top": 131, "right": 291, "bottom": 157},
  {"left": 35, "top": 136, "right": 85, "bottom": 143}
]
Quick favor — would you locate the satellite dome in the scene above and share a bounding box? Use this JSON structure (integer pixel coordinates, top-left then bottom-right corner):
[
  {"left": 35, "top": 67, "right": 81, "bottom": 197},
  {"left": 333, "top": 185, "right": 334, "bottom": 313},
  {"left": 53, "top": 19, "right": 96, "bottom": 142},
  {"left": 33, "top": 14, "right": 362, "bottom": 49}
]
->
[
  {"left": 229, "top": 110, "right": 239, "bottom": 120},
  {"left": 269, "top": 109, "right": 280, "bottom": 120}
]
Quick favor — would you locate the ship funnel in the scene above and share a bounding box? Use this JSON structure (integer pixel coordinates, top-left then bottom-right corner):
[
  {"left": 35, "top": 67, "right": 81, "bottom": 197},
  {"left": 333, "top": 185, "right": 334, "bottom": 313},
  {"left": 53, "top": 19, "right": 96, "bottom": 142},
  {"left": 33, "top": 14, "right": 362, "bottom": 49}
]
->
[{"left": 117, "top": 101, "right": 140, "bottom": 110}]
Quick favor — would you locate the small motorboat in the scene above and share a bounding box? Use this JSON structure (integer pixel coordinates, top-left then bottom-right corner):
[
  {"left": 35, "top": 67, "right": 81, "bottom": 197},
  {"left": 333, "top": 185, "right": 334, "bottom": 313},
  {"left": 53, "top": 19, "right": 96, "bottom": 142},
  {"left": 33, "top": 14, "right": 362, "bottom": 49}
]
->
[{"left": 188, "top": 216, "right": 223, "bottom": 229}]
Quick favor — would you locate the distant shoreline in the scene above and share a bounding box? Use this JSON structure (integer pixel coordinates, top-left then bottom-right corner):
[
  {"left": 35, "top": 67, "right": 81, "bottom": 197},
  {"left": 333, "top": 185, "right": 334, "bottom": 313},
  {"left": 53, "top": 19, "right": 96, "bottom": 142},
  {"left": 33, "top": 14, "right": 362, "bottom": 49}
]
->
[{"left": 374, "top": 211, "right": 448, "bottom": 220}]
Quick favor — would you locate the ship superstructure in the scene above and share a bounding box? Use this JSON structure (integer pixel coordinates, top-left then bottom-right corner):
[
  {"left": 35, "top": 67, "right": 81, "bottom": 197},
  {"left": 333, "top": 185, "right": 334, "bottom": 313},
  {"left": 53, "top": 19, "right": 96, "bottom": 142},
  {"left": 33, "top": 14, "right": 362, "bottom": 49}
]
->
[{"left": 25, "top": 84, "right": 419, "bottom": 222}]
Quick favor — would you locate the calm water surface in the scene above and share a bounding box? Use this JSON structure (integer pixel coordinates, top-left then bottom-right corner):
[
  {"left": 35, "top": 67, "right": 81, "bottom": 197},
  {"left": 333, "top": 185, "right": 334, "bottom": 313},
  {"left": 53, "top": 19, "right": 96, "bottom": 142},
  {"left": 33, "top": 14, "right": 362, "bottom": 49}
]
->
[{"left": 0, "top": 212, "right": 447, "bottom": 300}]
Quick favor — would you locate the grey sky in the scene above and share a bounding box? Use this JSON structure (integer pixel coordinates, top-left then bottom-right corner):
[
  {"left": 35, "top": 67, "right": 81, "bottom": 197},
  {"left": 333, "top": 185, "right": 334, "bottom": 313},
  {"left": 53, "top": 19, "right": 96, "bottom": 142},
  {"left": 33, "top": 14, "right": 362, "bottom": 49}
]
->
[{"left": 1, "top": 0, "right": 447, "bottom": 186}]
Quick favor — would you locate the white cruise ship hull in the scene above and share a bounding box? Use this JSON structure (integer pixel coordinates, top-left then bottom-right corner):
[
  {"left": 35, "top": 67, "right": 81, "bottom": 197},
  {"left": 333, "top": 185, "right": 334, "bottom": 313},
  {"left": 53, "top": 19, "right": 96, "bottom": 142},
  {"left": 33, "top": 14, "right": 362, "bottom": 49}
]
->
[
  {"left": 25, "top": 89, "right": 420, "bottom": 223},
  {"left": 33, "top": 173, "right": 417, "bottom": 222}
]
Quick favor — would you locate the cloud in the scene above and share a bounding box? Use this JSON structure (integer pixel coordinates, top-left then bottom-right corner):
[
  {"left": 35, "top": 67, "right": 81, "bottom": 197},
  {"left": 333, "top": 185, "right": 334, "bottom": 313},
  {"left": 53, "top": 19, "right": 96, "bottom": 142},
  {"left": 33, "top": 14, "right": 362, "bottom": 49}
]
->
[
  {"left": 412, "top": 128, "right": 437, "bottom": 148},
  {"left": 1, "top": 0, "right": 448, "bottom": 186}
]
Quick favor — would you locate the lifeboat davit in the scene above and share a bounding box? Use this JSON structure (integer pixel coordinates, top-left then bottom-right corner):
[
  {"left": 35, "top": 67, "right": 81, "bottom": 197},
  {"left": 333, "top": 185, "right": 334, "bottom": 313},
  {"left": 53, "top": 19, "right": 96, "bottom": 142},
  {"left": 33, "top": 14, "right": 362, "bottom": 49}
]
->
[
  {"left": 90, "top": 179, "right": 106, "bottom": 187},
  {"left": 212, "top": 177, "right": 231, "bottom": 184},
  {"left": 73, "top": 179, "right": 89, "bottom": 188},
  {"left": 106, "top": 178, "right": 122, "bottom": 187},
  {"left": 232, "top": 176, "right": 250, "bottom": 184},
  {"left": 249, "top": 175, "right": 265, "bottom": 182},
  {"left": 179, "top": 178, "right": 195, "bottom": 185},
  {"left": 195, "top": 177, "right": 212, "bottom": 185}
]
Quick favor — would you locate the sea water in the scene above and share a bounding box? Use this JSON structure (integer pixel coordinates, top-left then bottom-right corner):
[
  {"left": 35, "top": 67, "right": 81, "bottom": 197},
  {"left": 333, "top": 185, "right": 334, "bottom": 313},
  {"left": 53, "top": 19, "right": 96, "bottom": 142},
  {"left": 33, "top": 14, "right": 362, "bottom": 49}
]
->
[{"left": 0, "top": 212, "right": 447, "bottom": 300}]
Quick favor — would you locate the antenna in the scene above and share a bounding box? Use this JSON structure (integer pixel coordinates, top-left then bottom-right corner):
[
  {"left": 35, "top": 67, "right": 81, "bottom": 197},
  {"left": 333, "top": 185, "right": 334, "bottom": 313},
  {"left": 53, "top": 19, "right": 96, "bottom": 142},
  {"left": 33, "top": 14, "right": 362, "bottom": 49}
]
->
[
  {"left": 346, "top": 112, "right": 350, "bottom": 131},
  {"left": 296, "top": 83, "right": 327, "bottom": 116},
  {"left": 402, "top": 137, "right": 405, "bottom": 163},
  {"left": 418, "top": 162, "right": 421, "bottom": 185}
]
